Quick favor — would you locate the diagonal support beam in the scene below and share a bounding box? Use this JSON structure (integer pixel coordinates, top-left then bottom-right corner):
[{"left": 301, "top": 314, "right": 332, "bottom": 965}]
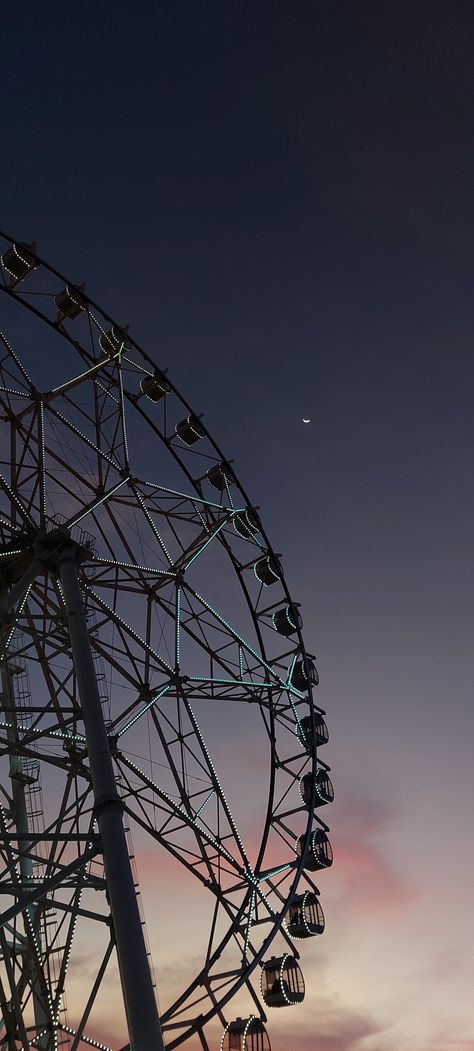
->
[{"left": 0, "top": 844, "right": 100, "bottom": 929}]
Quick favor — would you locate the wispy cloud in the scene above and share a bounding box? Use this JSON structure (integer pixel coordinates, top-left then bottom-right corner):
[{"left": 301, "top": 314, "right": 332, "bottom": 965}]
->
[
  {"left": 331, "top": 834, "right": 416, "bottom": 916},
  {"left": 272, "top": 994, "right": 386, "bottom": 1051},
  {"left": 326, "top": 789, "right": 419, "bottom": 918}
]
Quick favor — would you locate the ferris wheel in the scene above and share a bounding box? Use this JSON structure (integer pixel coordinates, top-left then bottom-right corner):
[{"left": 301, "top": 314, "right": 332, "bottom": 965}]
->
[{"left": 0, "top": 232, "right": 333, "bottom": 1051}]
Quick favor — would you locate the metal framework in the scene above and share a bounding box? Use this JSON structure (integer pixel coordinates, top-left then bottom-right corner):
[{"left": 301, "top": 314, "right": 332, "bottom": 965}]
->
[{"left": 0, "top": 231, "right": 333, "bottom": 1051}]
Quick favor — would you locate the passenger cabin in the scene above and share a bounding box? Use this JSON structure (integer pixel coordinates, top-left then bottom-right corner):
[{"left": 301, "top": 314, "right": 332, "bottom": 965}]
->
[
  {"left": 285, "top": 891, "right": 325, "bottom": 939},
  {"left": 140, "top": 371, "right": 171, "bottom": 401},
  {"left": 233, "top": 509, "right": 260, "bottom": 539},
  {"left": 296, "top": 829, "right": 333, "bottom": 871},
  {"left": 261, "top": 955, "right": 305, "bottom": 1007},
  {"left": 220, "top": 1017, "right": 271, "bottom": 1051},
  {"left": 175, "top": 413, "right": 206, "bottom": 445},
  {"left": 298, "top": 713, "right": 329, "bottom": 751},
  {"left": 1, "top": 242, "right": 37, "bottom": 286},
  {"left": 300, "top": 769, "right": 334, "bottom": 809},
  {"left": 207, "top": 462, "right": 235, "bottom": 490},
  {"left": 254, "top": 555, "right": 280, "bottom": 586},
  {"left": 290, "top": 657, "right": 319, "bottom": 692},
  {"left": 273, "top": 605, "right": 302, "bottom": 637},
  {"left": 99, "top": 325, "right": 130, "bottom": 356},
  {"left": 55, "top": 284, "right": 87, "bottom": 321}
]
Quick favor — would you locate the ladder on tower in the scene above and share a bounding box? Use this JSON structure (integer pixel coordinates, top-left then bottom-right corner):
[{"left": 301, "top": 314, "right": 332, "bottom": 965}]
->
[{"left": 8, "top": 639, "right": 70, "bottom": 1046}]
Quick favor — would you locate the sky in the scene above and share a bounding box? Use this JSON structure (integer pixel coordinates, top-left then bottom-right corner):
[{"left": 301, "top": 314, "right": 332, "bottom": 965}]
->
[{"left": 1, "top": 2, "right": 474, "bottom": 1050}]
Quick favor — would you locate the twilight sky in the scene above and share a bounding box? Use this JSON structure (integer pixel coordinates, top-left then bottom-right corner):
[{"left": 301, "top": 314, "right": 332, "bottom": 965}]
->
[{"left": 2, "top": 2, "right": 474, "bottom": 1050}]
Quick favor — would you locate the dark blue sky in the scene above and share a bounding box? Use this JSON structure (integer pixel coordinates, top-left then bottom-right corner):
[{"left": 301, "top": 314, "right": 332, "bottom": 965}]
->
[
  {"left": 3, "top": 0, "right": 473, "bottom": 796},
  {"left": 1, "top": 4, "right": 473, "bottom": 1045}
]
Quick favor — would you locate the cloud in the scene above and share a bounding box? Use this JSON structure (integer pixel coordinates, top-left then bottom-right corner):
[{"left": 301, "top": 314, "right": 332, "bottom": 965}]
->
[
  {"left": 335, "top": 790, "right": 400, "bottom": 837},
  {"left": 271, "top": 994, "right": 386, "bottom": 1051},
  {"left": 323, "top": 788, "right": 419, "bottom": 918},
  {"left": 331, "top": 833, "right": 416, "bottom": 916}
]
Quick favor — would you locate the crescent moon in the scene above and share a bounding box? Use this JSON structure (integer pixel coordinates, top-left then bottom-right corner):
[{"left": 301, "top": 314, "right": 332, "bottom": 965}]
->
[{"left": 302, "top": 417, "right": 311, "bottom": 424}]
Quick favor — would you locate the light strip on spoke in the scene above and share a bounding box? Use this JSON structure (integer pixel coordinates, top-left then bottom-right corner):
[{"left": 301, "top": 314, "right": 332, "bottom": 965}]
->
[
  {"left": 67, "top": 477, "right": 130, "bottom": 528},
  {"left": 183, "top": 519, "right": 228, "bottom": 569},
  {"left": 117, "top": 684, "right": 171, "bottom": 737}
]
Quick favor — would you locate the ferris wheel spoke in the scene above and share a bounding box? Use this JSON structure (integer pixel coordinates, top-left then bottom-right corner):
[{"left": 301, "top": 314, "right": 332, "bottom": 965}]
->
[
  {"left": 0, "top": 472, "right": 35, "bottom": 531},
  {"left": 134, "top": 710, "right": 251, "bottom": 901},
  {"left": 83, "top": 584, "right": 174, "bottom": 678},
  {"left": 117, "top": 754, "right": 243, "bottom": 878},
  {"left": 119, "top": 704, "right": 242, "bottom": 880},
  {"left": 114, "top": 683, "right": 172, "bottom": 737},
  {"left": 135, "top": 477, "right": 237, "bottom": 514},
  {"left": 179, "top": 581, "right": 277, "bottom": 685},
  {"left": 66, "top": 938, "right": 116, "bottom": 1051},
  {"left": 65, "top": 477, "right": 131, "bottom": 530},
  {"left": 84, "top": 555, "right": 175, "bottom": 587},
  {"left": 180, "top": 518, "right": 229, "bottom": 571},
  {"left": 44, "top": 402, "right": 124, "bottom": 476},
  {"left": 129, "top": 483, "right": 174, "bottom": 566},
  {"left": 100, "top": 495, "right": 170, "bottom": 576},
  {"left": 0, "top": 332, "right": 34, "bottom": 392},
  {"left": 47, "top": 353, "right": 121, "bottom": 403},
  {"left": 177, "top": 694, "right": 251, "bottom": 869}
]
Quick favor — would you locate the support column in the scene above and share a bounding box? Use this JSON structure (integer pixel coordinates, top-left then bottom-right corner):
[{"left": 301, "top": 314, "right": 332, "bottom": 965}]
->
[
  {"left": 0, "top": 663, "right": 50, "bottom": 1045},
  {"left": 57, "top": 544, "right": 165, "bottom": 1051}
]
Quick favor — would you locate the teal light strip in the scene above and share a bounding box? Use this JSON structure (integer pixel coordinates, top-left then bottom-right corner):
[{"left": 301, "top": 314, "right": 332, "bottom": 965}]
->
[
  {"left": 117, "top": 684, "right": 171, "bottom": 737},
  {"left": 85, "top": 586, "right": 174, "bottom": 675},
  {"left": 184, "top": 519, "right": 227, "bottom": 569},
  {"left": 189, "top": 676, "right": 265, "bottom": 688},
  {"left": 192, "top": 591, "right": 303, "bottom": 699},
  {"left": 138, "top": 478, "right": 243, "bottom": 513},
  {"left": 124, "top": 756, "right": 239, "bottom": 869},
  {"left": 194, "top": 788, "right": 214, "bottom": 819},
  {"left": 67, "top": 476, "right": 130, "bottom": 528}
]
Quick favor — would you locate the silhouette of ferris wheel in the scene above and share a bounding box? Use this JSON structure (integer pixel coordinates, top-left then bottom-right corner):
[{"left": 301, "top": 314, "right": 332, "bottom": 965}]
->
[{"left": 0, "top": 231, "right": 333, "bottom": 1051}]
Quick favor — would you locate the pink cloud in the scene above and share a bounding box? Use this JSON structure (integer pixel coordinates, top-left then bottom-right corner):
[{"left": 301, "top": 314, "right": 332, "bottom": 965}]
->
[
  {"left": 331, "top": 833, "right": 417, "bottom": 916},
  {"left": 334, "top": 790, "right": 399, "bottom": 837},
  {"left": 269, "top": 996, "right": 385, "bottom": 1051},
  {"left": 421, "top": 1041, "right": 474, "bottom": 1051}
]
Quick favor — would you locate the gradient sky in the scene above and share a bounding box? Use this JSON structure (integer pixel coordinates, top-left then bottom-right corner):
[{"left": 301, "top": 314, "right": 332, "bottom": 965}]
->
[{"left": 2, "top": 2, "right": 474, "bottom": 1050}]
